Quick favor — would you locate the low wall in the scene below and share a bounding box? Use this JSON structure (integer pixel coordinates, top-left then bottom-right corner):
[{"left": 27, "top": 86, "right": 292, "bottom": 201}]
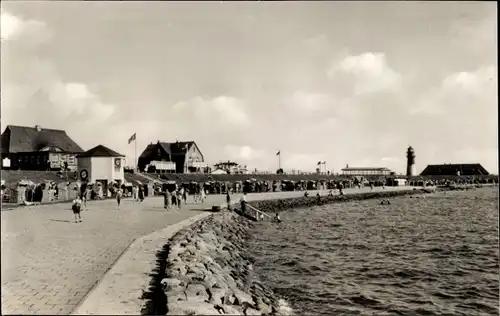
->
[{"left": 150, "top": 188, "right": 434, "bottom": 315}]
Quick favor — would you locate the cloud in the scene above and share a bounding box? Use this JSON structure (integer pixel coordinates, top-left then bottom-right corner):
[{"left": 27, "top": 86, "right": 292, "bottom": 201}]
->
[
  {"left": 411, "top": 65, "right": 497, "bottom": 115},
  {"left": 0, "top": 10, "right": 49, "bottom": 44},
  {"left": 172, "top": 96, "right": 250, "bottom": 126},
  {"left": 1, "top": 11, "right": 116, "bottom": 150},
  {"left": 303, "top": 34, "right": 329, "bottom": 53},
  {"left": 450, "top": 13, "right": 496, "bottom": 57},
  {"left": 286, "top": 90, "right": 334, "bottom": 113},
  {"left": 224, "top": 145, "right": 265, "bottom": 161},
  {"left": 282, "top": 153, "right": 328, "bottom": 172},
  {"left": 327, "top": 52, "right": 401, "bottom": 95},
  {"left": 381, "top": 156, "right": 401, "bottom": 163}
]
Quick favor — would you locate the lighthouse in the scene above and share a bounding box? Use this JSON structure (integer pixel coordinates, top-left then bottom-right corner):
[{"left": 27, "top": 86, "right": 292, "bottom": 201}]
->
[{"left": 406, "top": 146, "right": 416, "bottom": 176}]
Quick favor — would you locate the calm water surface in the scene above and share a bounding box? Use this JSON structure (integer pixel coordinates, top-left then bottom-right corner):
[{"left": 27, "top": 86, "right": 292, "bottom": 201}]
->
[{"left": 248, "top": 187, "right": 499, "bottom": 316}]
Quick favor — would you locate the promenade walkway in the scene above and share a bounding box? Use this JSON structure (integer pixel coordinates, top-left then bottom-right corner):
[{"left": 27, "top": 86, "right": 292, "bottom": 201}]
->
[{"left": 1, "top": 186, "right": 417, "bottom": 315}]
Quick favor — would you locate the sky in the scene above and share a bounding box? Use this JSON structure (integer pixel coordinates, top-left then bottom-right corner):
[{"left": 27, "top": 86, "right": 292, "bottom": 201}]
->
[{"left": 1, "top": 2, "right": 498, "bottom": 174}]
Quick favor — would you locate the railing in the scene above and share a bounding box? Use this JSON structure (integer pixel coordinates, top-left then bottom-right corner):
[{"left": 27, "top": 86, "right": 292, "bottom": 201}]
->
[{"left": 246, "top": 203, "right": 272, "bottom": 221}]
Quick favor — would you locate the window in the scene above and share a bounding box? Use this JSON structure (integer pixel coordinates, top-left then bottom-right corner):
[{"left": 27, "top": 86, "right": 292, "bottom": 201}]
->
[{"left": 36, "top": 156, "right": 40, "bottom": 164}]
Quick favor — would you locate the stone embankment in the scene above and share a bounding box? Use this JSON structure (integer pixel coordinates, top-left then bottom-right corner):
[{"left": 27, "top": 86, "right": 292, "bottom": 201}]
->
[
  {"left": 249, "top": 188, "right": 433, "bottom": 213},
  {"left": 152, "top": 188, "right": 434, "bottom": 315},
  {"left": 157, "top": 212, "right": 281, "bottom": 315}
]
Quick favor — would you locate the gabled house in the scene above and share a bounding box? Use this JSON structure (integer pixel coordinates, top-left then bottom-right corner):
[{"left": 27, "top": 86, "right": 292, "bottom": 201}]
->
[
  {"left": 138, "top": 141, "right": 207, "bottom": 173},
  {"left": 77, "top": 144, "right": 126, "bottom": 190},
  {"left": 1, "top": 125, "right": 84, "bottom": 171},
  {"left": 213, "top": 161, "right": 248, "bottom": 174},
  {"left": 420, "top": 163, "right": 489, "bottom": 176}
]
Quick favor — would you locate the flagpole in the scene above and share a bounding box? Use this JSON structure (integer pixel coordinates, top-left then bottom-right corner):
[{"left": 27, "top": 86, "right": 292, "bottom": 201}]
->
[{"left": 135, "top": 135, "right": 137, "bottom": 171}]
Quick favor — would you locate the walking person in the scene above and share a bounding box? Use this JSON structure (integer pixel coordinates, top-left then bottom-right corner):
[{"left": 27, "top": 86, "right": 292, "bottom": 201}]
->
[
  {"left": 164, "top": 190, "right": 172, "bottom": 210},
  {"left": 82, "top": 188, "right": 88, "bottom": 210},
  {"left": 133, "top": 186, "right": 138, "bottom": 202},
  {"left": 226, "top": 190, "right": 231, "bottom": 209},
  {"left": 72, "top": 195, "right": 83, "bottom": 223},
  {"left": 193, "top": 186, "right": 199, "bottom": 204},
  {"left": 138, "top": 186, "right": 144, "bottom": 202},
  {"left": 201, "top": 187, "right": 207, "bottom": 203},
  {"left": 240, "top": 192, "right": 247, "bottom": 213},
  {"left": 182, "top": 187, "right": 188, "bottom": 205},
  {"left": 176, "top": 189, "right": 183, "bottom": 209},
  {"left": 116, "top": 187, "right": 123, "bottom": 210}
]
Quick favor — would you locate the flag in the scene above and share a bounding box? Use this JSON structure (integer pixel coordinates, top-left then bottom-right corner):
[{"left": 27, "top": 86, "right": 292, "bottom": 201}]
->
[
  {"left": 276, "top": 150, "right": 280, "bottom": 156},
  {"left": 128, "top": 133, "right": 136, "bottom": 144},
  {"left": 317, "top": 161, "right": 321, "bottom": 165}
]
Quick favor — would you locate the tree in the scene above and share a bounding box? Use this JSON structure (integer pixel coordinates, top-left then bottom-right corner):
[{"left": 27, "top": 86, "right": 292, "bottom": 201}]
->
[{"left": 276, "top": 168, "right": 284, "bottom": 175}]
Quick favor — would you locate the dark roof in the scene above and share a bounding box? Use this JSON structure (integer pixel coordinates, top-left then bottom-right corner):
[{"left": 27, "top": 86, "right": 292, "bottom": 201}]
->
[
  {"left": 139, "top": 141, "right": 195, "bottom": 156},
  {"left": 214, "top": 161, "right": 239, "bottom": 167},
  {"left": 160, "top": 141, "right": 195, "bottom": 154},
  {"left": 341, "top": 167, "right": 391, "bottom": 171},
  {"left": 77, "top": 145, "right": 124, "bottom": 158},
  {"left": 139, "top": 144, "right": 159, "bottom": 159},
  {"left": 1, "top": 125, "right": 84, "bottom": 154},
  {"left": 420, "top": 164, "right": 489, "bottom": 176}
]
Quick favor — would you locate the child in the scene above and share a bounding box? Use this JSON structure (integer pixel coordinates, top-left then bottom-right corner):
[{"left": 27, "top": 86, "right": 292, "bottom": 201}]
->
[
  {"left": 72, "top": 195, "right": 83, "bottom": 223},
  {"left": 116, "top": 187, "right": 123, "bottom": 210}
]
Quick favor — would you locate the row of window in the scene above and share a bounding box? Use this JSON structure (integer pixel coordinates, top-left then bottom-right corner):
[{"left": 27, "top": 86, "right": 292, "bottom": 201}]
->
[
  {"left": 17, "top": 155, "right": 48, "bottom": 165},
  {"left": 15, "top": 154, "right": 77, "bottom": 166},
  {"left": 342, "top": 170, "right": 391, "bottom": 175}
]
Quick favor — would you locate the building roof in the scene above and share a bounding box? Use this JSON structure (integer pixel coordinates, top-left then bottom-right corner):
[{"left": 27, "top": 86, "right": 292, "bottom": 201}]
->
[
  {"left": 77, "top": 145, "right": 125, "bottom": 158},
  {"left": 420, "top": 163, "right": 489, "bottom": 176},
  {"left": 1, "top": 125, "right": 84, "bottom": 154},
  {"left": 139, "top": 141, "right": 196, "bottom": 157},
  {"left": 341, "top": 167, "right": 391, "bottom": 171},
  {"left": 214, "top": 161, "right": 239, "bottom": 167},
  {"left": 161, "top": 141, "right": 195, "bottom": 154}
]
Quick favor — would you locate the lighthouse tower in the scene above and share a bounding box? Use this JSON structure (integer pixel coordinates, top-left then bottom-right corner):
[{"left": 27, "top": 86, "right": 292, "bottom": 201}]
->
[{"left": 406, "top": 146, "right": 416, "bottom": 176}]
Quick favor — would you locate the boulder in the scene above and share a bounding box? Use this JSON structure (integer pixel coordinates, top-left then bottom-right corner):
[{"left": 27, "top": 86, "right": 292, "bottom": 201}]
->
[
  {"left": 168, "top": 301, "right": 220, "bottom": 315},
  {"left": 185, "top": 283, "right": 209, "bottom": 302},
  {"left": 233, "top": 289, "right": 254, "bottom": 306},
  {"left": 244, "top": 307, "right": 262, "bottom": 316},
  {"left": 166, "top": 289, "right": 187, "bottom": 302},
  {"left": 186, "top": 265, "right": 205, "bottom": 276},
  {"left": 161, "top": 278, "right": 182, "bottom": 291},
  {"left": 209, "top": 288, "right": 228, "bottom": 305},
  {"left": 216, "top": 304, "right": 243, "bottom": 315},
  {"left": 169, "top": 263, "right": 187, "bottom": 277}
]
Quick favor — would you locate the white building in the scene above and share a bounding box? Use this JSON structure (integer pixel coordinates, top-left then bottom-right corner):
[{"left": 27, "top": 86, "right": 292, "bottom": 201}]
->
[
  {"left": 77, "top": 145, "right": 126, "bottom": 194},
  {"left": 213, "top": 161, "right": 248, "bottom": 174}
]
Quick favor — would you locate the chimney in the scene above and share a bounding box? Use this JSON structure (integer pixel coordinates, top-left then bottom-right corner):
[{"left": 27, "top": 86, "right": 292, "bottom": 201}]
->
[
  {"left": 346, "top": 164, "right": 349, "bottom": 168},
  {"left": 35, "top": 125, "right": 42, "bottom": 132}
]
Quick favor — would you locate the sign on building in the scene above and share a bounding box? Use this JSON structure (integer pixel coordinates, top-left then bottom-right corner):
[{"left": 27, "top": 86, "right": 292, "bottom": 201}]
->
[{"left": 2, "top": 157, "right": 11, "bottom": 168}]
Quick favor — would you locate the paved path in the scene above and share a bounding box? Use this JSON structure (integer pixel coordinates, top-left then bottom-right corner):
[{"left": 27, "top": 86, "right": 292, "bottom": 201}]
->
[
  {"left": 1, "top": 186, "right": 417, "bottom": 315},
  {"left": 1, "top": 195, "right": 225, "bottom": 315}
]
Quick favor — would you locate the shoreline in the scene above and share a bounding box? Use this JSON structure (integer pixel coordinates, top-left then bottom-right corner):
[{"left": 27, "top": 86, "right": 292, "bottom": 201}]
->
[{"left": 155, "top": 188, "right": 439, "bottom": 315}]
